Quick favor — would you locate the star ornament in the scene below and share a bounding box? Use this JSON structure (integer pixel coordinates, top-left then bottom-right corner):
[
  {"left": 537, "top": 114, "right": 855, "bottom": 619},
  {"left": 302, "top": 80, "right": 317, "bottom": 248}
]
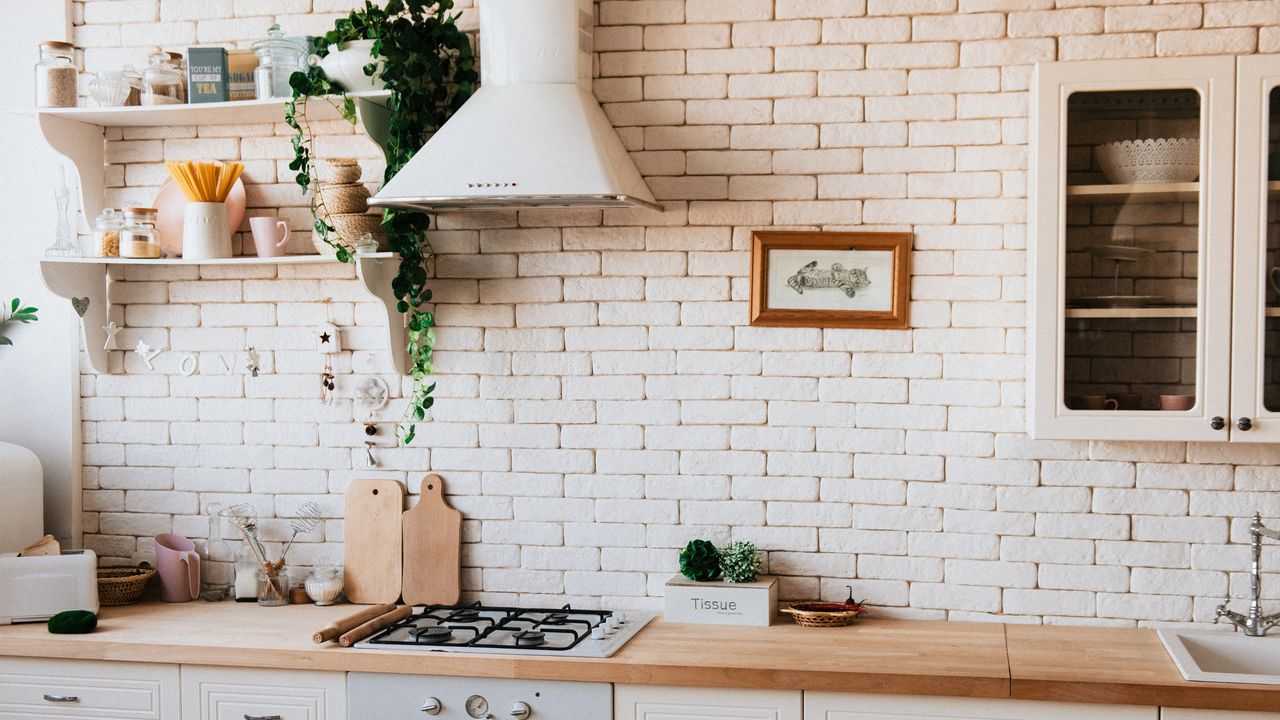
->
[
  {"left": 314, "top": 322, "right": 341, "bottom": 354},
  {"left": 133, "top": 339, "right": 163, "bottom": 370}
]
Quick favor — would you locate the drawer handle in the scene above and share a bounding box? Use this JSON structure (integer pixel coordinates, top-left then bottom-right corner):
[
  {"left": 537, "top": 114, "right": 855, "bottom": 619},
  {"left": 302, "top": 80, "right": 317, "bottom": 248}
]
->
[
  {"left": 43, "top": 694, "right": 80, "bottom": 703},
  {"left": 244, "top": 715, "right": 282, "bottom": 720}
]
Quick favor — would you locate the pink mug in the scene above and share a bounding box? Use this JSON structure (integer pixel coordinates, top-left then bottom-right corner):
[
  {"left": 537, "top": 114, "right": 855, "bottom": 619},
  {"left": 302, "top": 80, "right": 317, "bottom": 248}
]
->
[
  {"left": 154, "top": 533, "right": 200, "bottom": 602},
  {"left": 249, "top": 217, "right": 290, "bottom": 258}
]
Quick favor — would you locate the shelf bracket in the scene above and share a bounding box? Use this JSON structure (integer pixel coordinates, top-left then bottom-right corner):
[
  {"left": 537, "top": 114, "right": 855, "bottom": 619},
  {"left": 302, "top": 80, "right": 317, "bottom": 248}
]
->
[
  {"left": 354, "top": 97, "right": 391, "bottom": 160},
  {"left": 39, "top": 261, "right": 111, "bottom": 374},
  {"left": 37, "top": 114, "right": 104, "bottom": 233},
  {"left": 355, "top": 253, "right": 408, "bottom": 375}
]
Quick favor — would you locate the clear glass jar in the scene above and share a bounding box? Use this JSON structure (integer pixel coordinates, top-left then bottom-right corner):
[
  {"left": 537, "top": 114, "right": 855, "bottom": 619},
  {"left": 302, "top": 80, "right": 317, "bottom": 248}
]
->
[
  {"left": 199, "top": 502, "right": 232, "bottom": 601},
  {"left": 120, "top": 207, "right": 161, "bottom": 258},
  {"left": 253, "top": 24, "right": 304, "bottom": 99},
  {"left": 167, "top": 51, "right": 188, "bottom": 103},
  {"left": 122, "top": 65, "right": 142, "bottom": 106},
  {"left": 303, "top": 564, "right": 344, "bottom": 605},
  {"left": 141, "top": 49, "right": 183, "bottom": 105},
  {"left": 91, "top": 208, "right": 122, "bottom": 258},
  {"left": 257, "top": 566, "right": 290, "bottom": 607},
  {"left": 88, "top": 70, "right": 130, "bottom": 107},
  {"left": 35, "top": 40, "right": 78, "bottom": 108}
]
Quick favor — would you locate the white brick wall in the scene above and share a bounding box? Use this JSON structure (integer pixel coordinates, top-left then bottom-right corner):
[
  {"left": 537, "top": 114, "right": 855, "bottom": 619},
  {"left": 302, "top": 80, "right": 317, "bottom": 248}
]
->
[{"left": 70, "top": 0, "right": 1280, "bottom": 624}]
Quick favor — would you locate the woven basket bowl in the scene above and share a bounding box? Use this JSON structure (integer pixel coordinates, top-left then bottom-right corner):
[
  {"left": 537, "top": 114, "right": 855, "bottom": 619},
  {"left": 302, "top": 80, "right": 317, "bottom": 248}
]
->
[
  {"left": 780, "top": 601, "right": 866, "bottom": 628},
  {"left": 1096, "top": 137, "right": 1199, "bottom": 184},
  {"left": 312, "top": 212, "right": 388, "bottom": 254},
  {"left": 314, "top": 182, "right": 370, "bottom": 215},
  {"left": 318, "top": 157, "right": 362, "bottom": 184},
  {"left": 97, "top": 566, "right": 156, "bottom": 606}
]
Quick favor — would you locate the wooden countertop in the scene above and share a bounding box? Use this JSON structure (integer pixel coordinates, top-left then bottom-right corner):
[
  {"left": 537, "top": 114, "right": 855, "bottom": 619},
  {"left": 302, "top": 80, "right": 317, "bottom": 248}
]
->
[{"left": 1, "top": 602, "right": 1277, "bottom": 711}]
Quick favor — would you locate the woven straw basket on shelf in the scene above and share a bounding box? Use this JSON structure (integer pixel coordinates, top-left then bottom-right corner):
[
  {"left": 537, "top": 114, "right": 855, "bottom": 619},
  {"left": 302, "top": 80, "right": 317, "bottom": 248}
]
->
[{"left": 97, "top": 565, "right": 155, "bottom": 606}]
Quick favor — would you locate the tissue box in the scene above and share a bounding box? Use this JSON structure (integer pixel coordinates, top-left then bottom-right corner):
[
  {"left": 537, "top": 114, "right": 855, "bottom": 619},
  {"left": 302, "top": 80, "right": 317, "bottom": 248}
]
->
[{"left": 664, "top": 574, "right": 777, "bottom": 626}]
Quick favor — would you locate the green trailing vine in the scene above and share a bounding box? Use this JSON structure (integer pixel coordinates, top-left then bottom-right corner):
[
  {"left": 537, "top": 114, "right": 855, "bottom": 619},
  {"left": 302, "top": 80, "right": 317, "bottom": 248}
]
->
[{"left": 286, "top": 0, "right": 477, "bottom": 444}]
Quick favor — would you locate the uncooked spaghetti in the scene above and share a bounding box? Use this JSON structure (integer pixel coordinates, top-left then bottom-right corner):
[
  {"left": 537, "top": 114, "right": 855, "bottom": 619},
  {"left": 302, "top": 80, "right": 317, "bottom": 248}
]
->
[{"left": 165, "top": 160, "right": 243, "bottom": 202}]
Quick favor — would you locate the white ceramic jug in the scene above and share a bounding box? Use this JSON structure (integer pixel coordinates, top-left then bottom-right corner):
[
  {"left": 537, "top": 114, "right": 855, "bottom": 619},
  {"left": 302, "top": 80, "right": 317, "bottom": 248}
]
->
[{"left": 0, "top": 442, "right": 43, "bottom": 553}]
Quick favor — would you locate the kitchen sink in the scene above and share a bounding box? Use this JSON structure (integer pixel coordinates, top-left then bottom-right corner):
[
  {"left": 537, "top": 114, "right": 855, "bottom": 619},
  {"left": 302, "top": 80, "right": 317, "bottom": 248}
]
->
[{"left": 1158, "top": 629, "right": 1280, "bottom": 685}]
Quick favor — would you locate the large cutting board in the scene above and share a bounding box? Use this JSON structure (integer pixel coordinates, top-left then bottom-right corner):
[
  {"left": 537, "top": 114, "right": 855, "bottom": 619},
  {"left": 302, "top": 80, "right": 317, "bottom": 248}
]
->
[
  {"left": 401, "top": 474, "right": 462, "bottom": 606},
  {"left": 343, "top": 479, "right": 404, "bottom": 604}
]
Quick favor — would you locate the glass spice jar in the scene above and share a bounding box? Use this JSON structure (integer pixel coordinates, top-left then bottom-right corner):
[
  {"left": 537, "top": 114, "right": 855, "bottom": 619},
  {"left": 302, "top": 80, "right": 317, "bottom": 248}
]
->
[
  {"left": 35, "top": 40, "right": 78, "bottom": 108},
  {"left": 141, "top": 49, "right": 183, "bottom": 105},
  {"left": 167, "top": 51, "right": 188, "bottom": 103},
  {"left": 122, "top": 65, "right": 142, "bottom": 106},
  {"left": 120, "top": 207, "right": 162, "bottom": 258},
  {"left": 91, "top": 208, "right": 122, "bottom": 258},
  {"left": 253, "top": 24, "right": 304, "bottom": 99}
]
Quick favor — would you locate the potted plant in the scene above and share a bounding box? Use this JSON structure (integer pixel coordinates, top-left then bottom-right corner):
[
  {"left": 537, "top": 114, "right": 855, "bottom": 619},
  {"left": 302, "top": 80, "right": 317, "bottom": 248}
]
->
[{"left": 287, "top": 0, "right": 478, "bottom": 444}]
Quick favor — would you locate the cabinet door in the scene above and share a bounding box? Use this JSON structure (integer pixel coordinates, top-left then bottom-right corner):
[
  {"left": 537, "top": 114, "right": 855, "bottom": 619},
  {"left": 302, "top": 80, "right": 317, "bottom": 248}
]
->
[
  {"left": 805, "top": 692, "right": 1156, "bottom": 720},
  {"left": 0, "top": 657, "right": 178, "bottom": 719},
  {"left": 615, "top": 684, "right": 801, "bottom": 720},
  {"left": 1231, "top": 55, "right": 1280, "bottom": 443},
  {"left": 1030, "top": 56, "right": 1237, "bottom": 441},
  {"left": 180, "top": 666, "right": 346, "bottom": 720},
  {"left": 1164, "top": 709, "right": 1280, "bottom": 720}
]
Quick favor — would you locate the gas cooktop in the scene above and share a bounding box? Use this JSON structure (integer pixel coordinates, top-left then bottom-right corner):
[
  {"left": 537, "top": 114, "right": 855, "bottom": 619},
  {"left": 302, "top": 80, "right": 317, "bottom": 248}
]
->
[{"left": 354, "top": 603, "right": 655, "bottom": 658}]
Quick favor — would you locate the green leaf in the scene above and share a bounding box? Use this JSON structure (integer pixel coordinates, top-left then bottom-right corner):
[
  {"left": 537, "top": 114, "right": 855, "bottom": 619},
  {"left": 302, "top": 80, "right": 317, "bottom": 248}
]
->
[{"left": 0, "top": 336, "right": 11, "bottom": 346}]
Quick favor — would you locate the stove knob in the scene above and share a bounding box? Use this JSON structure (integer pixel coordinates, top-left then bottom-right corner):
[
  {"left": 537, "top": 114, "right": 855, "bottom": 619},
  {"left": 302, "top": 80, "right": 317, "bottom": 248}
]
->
[
  {"left": 420, "top": 697, "right": 442, "bottom": 715},
  {"left": 591, "top": 626, "right": 606, "bottom": 640},
  {"left": 613, "top": 611, "right": 627, "bottom": 624},
  {"left": 509, "top": 702, "right": 531, "bottom": 719},
  {"left": 606, "top": 615, "right": 621, "bottom": 631}
]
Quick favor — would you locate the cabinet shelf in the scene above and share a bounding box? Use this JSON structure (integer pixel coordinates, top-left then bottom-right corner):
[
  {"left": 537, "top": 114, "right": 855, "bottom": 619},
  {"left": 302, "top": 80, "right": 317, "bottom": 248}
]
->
[
  {"left": 1065, "top": 182, "right": 1200, "bottom": 203},
  {"left": 1064, "top": 306, "right": 1196, "bottom": 319},
  {"left": 38, "top": 252, "right": 407, "bottom": 376}
]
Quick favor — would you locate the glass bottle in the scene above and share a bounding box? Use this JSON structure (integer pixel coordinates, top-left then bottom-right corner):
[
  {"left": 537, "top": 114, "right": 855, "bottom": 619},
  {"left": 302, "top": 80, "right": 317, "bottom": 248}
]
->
[
  {"left": 199, "top": 503, "right": 232, "bottom": 601},
  {"left": 141, "top": 49, "right": 183, "bottom": 105},
  {"left": 120, "top": 207, "right": 161, "bottom": 258},
  {"left": 253, "top": 24, "right": 304, "bottom": 99},
  {"left": 45, "top": 164, "right": 79, "bottom": 258},
  {"left": 234, "top": 543, "right": 259, "bottom": 602},
  {"left": 91, "top": 208, "right": 122, "bottom": 258},
  {"left": 35, "top": 40, "right": 78, "bottom": 108}
]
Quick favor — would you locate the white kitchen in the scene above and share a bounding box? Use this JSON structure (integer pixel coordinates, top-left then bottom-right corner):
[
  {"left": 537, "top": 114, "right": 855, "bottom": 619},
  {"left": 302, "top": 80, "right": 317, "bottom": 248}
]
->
[{"left": 1, "top": 0, "right": 1279, "bottom": 718}]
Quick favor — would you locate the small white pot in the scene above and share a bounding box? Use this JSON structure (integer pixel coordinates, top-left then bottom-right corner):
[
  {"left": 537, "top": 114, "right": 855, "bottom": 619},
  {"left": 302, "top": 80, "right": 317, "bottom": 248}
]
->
[
  {"left": 312, "top": 40, "right": 386, "bottom": 93},
  {"left": 181, "top": 202, "right": 231, "bottom": 260}
]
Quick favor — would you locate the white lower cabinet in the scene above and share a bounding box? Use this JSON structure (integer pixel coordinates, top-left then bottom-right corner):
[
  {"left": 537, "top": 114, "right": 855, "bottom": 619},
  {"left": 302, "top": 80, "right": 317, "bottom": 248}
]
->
[
  {"left": 615, "top": 684, "right": 802, "bottom": 720},
  {"left": 1163, "top": 710, "right": 1280, "bottom": 719},
  {"left": 803, "top": 692, "right": 1158, "bottom": 720},
  {"left": 180, "top": 666, "right": 346, "bottom": 720},
  {"left": 0, "top": 656, "right": 179, "bottom": 719}
]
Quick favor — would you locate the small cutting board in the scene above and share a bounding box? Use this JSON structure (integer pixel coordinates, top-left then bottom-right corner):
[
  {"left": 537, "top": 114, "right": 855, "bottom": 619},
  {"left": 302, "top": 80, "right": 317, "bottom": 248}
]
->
[
  {"left": 343, "top": 479, "right": 404, "bottom": 604},
  {"left": 401, "top": 474, "right": 462, "bottom": 606}
]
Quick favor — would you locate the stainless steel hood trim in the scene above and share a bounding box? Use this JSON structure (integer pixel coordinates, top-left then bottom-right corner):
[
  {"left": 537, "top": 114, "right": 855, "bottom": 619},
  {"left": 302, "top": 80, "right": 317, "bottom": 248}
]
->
[{"left": 370, "top": 193, "right": 664, "bottom": 213}]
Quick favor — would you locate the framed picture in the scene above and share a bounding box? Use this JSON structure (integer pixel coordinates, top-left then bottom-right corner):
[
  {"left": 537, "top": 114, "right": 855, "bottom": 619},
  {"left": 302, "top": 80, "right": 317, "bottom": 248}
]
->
[{"left": 750, "top": 231, "right": 912, "bottom": 329}]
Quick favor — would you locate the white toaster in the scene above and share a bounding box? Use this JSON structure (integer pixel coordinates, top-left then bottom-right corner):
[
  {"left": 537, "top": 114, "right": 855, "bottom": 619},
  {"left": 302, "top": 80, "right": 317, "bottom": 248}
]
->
[{"left": 0, "top": 549, "right": 99, "bottom": 624}]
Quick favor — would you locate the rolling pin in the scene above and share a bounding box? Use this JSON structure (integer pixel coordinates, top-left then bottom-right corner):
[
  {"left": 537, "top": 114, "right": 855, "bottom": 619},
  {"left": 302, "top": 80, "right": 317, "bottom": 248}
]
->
[
  {"left": 338, "top": 605, "right": 412, "bottom": 647},
  {"left": 313, "top": 603, "right": 397, "bottom": 644}
]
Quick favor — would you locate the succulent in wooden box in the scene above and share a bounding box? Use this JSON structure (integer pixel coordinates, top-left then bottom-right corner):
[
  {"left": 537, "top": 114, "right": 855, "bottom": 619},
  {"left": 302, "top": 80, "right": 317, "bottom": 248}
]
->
[
  {"left": 718, "top": 541, "right": 762, "bottom": 584},
  {"left": 678, "top": 539, "right": 721, "bottom": 582}
]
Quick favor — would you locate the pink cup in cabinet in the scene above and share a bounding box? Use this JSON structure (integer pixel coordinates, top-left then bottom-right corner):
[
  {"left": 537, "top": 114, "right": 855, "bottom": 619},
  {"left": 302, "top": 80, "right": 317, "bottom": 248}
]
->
[{"left": 154, "top": 532, "right": 200, "bottom": 602}]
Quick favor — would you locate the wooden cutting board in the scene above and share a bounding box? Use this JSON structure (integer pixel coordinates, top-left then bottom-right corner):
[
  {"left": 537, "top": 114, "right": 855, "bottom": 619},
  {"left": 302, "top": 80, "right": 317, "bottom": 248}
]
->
[
  {"left": 401, "top": 474, "right": 462, "bottom": 606},
  {"left": 343, "top": 479, "right": 404, "bottom": 604}
]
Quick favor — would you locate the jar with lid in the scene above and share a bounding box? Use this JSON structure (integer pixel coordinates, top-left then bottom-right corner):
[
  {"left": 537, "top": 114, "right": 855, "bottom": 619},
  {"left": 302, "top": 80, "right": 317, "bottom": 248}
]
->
[
  {"left": 91, "top": 208, "right": 122, "bottom": 257},
  {"left": 120, "top": 207, "right": 161, "bottom": 258},
  {"left": 35, "top": 41, "right": 78, "bottom": 108},
  {"left": 166, "top": 51, "right": 188, "bottom": 103},
  {"left": 122, "top": 65, "right": 142, "bottom": 106},
  {"left": 252, "top": 24, "right": 304, "bottom": 99},
  {"left": 141, "top": 49, "right": 183, "bottom": 105}
]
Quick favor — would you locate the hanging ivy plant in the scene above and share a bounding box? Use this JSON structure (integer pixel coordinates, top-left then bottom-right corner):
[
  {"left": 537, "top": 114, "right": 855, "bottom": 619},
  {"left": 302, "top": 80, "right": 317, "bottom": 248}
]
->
[{"left": 286, "top": 0, "right": 477, "bottom": 444}]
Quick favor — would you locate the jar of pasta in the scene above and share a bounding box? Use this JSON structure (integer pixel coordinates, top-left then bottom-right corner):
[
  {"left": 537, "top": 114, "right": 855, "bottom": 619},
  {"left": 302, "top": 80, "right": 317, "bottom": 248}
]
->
[
  {"left": 91, "top": 208, "right": 122, "bottom": 257},
  {"left": 120, "top": 207, "right": 162, "bottom": 258}
]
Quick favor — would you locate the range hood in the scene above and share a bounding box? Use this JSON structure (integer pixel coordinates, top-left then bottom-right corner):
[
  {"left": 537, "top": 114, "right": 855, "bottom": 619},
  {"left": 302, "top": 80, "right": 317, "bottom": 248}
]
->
[{"left": 369, "top": 0, "right": 660, "bottom": 213}]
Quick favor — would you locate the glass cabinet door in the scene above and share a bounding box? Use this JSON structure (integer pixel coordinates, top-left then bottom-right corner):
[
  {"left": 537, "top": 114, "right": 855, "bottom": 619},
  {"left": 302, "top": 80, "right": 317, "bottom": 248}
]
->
[
  {"left": 1230, "top": 57, "right": 1280, "bottom": 442},
  {"left": 1031, "top": 57, "right": 1235, "bottom": 441}
]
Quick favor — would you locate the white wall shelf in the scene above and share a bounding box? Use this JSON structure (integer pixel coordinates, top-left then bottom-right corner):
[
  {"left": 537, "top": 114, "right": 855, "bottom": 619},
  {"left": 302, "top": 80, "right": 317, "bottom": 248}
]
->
[
  {"left": 34, "top": 91, "right": 391, "bottom": 229},
  {"left": 39, "top": 252, "right": 407, "bottom": 376},
  {"left": 1065, "top": 182, "right": 1200, "bottom": 203},
  {"left": 1064, "top": 306, "right": 1197, "bottom": 319}
]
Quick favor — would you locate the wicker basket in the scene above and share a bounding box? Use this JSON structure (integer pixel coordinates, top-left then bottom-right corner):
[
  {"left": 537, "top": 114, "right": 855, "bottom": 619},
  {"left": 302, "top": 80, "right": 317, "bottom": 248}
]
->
[
  {"left": 318, "top": 157, "right": 362, "bottom": 184},
  {"left": 97, "top": 565, "right": 155, "bottom": 606},
  {"left": 314, "top": 182, "right": 370, "bottom": 215},
  {"left": 780, "top": 601, "right": 866, "bottom": 628},
  {"left": 312, "top": 212, "right": 388, "bottom": 254}
]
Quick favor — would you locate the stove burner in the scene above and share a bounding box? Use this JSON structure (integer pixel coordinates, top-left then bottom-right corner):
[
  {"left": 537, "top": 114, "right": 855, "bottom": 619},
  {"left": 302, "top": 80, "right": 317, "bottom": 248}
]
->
[
  {"left": 448, "top": 609, "right": 481, "bottom": 623},
  {"left": 541, "top": 612, "right": 570, "bottom": 625},
  {"left": 513, "top": 630, "right": 546, "bottom": 647},
  {"left": 412, "top": 626, "right": 454, "bottom": 644}
]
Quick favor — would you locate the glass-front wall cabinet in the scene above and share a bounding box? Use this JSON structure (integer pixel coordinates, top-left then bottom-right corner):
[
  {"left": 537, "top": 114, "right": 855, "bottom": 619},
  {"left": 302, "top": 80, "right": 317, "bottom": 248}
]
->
[{"left": 1031, "top": 56, "right": 1235, "bottom": 441}]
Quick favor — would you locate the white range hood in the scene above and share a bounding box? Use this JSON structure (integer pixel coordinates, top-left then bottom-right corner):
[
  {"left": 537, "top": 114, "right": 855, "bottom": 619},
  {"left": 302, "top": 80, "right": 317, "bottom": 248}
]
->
[{"left": 369, "top": 0, "right": 660, "bottom": 213}]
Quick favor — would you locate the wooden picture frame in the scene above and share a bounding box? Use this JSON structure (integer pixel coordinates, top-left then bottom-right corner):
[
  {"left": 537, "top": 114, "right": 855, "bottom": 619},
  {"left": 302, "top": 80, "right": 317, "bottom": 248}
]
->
[{"left": 750, "top": 231, "right": 912, "bottom": 329}]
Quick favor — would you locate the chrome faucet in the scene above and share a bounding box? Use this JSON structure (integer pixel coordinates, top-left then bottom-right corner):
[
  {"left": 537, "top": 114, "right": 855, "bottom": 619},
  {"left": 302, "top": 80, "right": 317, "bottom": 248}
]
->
[{"left": 1216, "top": 513, "right": 1280, "bottom": 637}]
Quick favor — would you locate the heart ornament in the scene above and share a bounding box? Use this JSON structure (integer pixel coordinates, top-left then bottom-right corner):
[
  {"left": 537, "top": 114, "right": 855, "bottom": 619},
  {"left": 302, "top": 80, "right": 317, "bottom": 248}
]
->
[{"left": 71, "top": 297, "right": 90, "bottom": 317}]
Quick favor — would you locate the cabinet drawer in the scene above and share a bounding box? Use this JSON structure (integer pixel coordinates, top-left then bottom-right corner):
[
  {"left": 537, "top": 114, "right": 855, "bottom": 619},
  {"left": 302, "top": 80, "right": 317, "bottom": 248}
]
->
[
  {"left": 0, "top": 657, "right": 177, "bottom": 719},
  {"left": 616, "top": 684, "right": 802, "bottom": 720},
  {"left": 805, "top": 692, "right": 1156, "bottom": 720},
  {"left": 181, "top": 666, "right": 346, "bottom": 720}
]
